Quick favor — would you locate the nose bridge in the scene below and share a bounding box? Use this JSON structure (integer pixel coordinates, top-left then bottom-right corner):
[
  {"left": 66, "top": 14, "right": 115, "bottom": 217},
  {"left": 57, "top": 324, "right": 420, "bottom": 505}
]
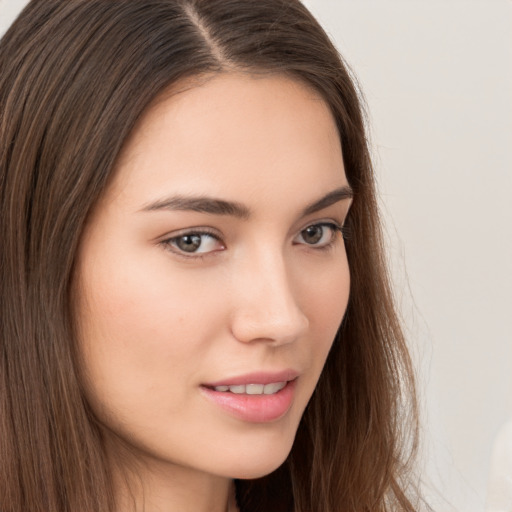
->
[{"left": 230, "top": 244, "right": 309, "bottom": 344}]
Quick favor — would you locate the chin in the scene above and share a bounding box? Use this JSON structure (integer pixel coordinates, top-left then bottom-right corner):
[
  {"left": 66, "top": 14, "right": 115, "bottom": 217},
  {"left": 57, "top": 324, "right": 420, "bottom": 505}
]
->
[
  {"left": 228, "top": 457, "right": 289, "bottom": 480},
  {"left": 218, "top": 434, "right": 296, "bottom": 480}
]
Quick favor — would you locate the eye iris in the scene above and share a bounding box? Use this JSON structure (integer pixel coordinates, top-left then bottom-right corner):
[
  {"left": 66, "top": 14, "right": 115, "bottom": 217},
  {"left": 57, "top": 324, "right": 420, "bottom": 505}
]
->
[
  {"left": 302, "top": 225, "right": 324, "bottom": 244},
  {"left": 176, "top": 234, "right": 202, "bottom": 252}
]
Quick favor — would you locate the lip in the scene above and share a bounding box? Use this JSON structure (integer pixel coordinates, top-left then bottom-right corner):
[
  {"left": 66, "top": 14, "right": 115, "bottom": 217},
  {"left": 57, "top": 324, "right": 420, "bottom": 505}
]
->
[
  {"left": 203, "top": 369, "right": 299, "bottom": 388},
  {"left": 200, "top": 379, "right": 297, "bottom": 423},
  {"left": 200, "top": 369, "right": 299, "bottom": 423}
]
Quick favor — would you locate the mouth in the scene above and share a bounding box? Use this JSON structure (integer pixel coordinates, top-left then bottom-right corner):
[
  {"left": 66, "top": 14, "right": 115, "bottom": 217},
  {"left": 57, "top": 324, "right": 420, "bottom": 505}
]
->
[
  {"left": 200, "top": 372, "right": 298, "bottom": 423},
  {"left": 206, "top": 381, "right": 287, "bottom": 395}
]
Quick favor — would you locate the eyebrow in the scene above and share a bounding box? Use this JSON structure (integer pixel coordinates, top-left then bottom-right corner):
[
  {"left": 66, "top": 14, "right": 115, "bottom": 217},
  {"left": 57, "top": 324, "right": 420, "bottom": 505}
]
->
[
  {"left": 141, "top": 185, "right": 353, "bottom": 219},
  {"left": 142, "top": 195, "right": 251, "bottom": 219},
  {"left": 300, "top": 186, "right": 353, "bottom": 216}
]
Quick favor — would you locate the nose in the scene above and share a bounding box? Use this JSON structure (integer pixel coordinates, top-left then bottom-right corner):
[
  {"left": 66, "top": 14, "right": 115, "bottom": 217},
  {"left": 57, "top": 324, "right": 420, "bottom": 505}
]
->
[{"left": 229, "top": 250, "right": 309, "bottom": 346}]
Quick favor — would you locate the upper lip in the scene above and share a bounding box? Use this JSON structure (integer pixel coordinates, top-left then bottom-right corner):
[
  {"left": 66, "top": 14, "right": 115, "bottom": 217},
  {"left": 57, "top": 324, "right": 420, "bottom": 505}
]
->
[{"left": 203, "top": 369, "right": 299, "bottom": 388}]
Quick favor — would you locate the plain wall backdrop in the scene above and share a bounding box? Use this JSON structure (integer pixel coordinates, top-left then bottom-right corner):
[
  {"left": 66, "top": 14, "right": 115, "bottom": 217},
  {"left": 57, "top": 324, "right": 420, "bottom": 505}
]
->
[{"left": 1, "top": 1, "right": 511, "bottom": 511}]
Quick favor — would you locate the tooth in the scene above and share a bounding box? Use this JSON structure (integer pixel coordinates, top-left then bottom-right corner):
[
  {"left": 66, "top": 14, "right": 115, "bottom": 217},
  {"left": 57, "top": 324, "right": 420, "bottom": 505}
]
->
[
  {"left": 213, "top": 382, "right": 287, "bottom": 394},
  {"left": 263, "top": 382, "right": 286, "bottom": 395},
  {"left": 246, "top": 384, "right": 264, "bottom": 394},
  {"left": 229, "top": 385, "right": 246, "bottom": 394}
]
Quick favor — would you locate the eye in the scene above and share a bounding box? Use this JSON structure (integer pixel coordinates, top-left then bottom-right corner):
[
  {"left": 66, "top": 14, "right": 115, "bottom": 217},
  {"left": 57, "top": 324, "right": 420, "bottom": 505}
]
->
[
  {"left": 294, "top": 222, "right": 343, "bottom": 248},
  {"left": 162, "top": 230, "right": 224, "bottom": 256}
]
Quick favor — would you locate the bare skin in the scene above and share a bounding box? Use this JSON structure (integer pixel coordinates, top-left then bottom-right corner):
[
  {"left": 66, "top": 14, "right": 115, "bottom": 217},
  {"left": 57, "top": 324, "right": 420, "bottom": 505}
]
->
[{"left": 75, "top": 72, "right": 352, "bottom": 512}]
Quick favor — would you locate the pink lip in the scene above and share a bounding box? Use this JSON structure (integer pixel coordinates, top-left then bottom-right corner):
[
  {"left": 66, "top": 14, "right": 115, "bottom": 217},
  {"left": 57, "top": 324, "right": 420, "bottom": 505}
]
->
[
  {"left": 200, "top": 379, "right": 297, "bottom": 423},
  {"left": 203, "top": 369, "right": 299, "bottom": 387},
  {"left": 200, "top": 369, "right": 299, "bottom": 423}
]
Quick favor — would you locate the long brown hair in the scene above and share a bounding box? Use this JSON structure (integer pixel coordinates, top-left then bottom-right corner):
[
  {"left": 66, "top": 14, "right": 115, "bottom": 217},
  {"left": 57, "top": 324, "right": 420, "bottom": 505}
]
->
[{"left": 0, "top": 1, "right": 421, "bottom": 511}]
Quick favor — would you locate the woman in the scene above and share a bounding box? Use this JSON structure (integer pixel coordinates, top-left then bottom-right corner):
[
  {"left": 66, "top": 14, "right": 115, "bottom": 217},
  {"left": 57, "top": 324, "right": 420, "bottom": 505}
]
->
[{"left": 0, "top": 1, "right": 421, "bottom": 511}]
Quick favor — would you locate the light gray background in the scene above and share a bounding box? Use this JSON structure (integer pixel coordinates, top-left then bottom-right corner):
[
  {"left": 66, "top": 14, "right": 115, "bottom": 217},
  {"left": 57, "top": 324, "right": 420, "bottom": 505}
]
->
[{"left": 1, "top": 1, "right": 511, "bottom": 511}]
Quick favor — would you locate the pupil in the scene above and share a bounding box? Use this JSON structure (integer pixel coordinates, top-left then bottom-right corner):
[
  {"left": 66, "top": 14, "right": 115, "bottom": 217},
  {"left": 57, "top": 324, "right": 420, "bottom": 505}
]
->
[
  {"left": 177, "top": 234, "right": 201, "bottom": 252},
  {"left": 303, "top": 226, "right": 323, "bottom": 244}
]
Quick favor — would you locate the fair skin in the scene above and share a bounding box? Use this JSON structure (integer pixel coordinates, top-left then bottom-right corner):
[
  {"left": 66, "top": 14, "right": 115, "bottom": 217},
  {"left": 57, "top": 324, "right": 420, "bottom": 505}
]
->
[{"left": 75, "top": 72, "right": 352, "bottom": 512}]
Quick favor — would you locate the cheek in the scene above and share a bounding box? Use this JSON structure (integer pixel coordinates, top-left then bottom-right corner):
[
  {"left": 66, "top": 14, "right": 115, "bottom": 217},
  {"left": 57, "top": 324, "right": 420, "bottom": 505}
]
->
[
  {"left": 78, "top": 242, "right": 220, "bottom": 342},
  {"left": 74, "top": 247, "right": 226, "bottom": 414},
  {"left": 296, "top": 254, "right": 350, "bottom": 375},
  {"left": 305, "top": 256, "right": 349, "bottom": 332}
]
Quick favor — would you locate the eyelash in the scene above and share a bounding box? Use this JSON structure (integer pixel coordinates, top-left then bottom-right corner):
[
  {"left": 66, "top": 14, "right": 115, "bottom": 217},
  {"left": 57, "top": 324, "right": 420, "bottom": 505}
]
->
[{"left": 160, "top": 222, "right": 349, "bottom": 260}]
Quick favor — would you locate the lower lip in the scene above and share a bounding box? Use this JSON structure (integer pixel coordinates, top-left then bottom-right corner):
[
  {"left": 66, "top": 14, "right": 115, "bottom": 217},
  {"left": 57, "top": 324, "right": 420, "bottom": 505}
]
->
[{"left": 200, "top": 380, "right": 296, "bottom": 423}]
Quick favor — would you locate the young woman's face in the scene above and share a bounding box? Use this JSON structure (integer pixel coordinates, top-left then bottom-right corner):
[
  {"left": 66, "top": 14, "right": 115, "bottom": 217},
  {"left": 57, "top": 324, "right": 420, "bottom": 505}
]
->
[{"left": 75, "top": 73, "right": 352, "bottom": 480}]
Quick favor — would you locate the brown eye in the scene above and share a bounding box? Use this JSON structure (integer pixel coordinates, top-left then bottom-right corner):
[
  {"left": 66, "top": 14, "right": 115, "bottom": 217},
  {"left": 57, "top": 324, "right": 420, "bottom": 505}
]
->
[
  {"left": 295, "top": 223, "right": 341, "bottom": 248},
  {"left": 163, "top": 231, "right": 224, "bottom": 255},
  {"left": 302, "top": 225, "right": 324, "bottom": 244},
  {"left": 175, "top": 234, "right": 202, "bottom": 252}
]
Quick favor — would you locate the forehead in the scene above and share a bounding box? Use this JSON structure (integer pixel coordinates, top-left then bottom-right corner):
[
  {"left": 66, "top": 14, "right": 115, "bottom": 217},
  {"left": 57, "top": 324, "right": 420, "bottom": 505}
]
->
[{"left": 109, "top": 72, "right": 346, "bottom": 210}]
